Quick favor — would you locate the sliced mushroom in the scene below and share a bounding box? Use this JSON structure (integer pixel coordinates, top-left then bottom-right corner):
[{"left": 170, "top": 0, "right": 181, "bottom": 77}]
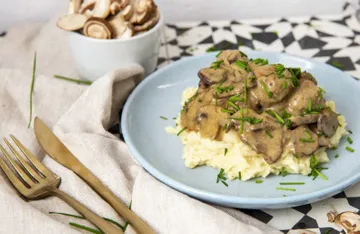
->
[
  {"left": 216, "top": 50, "right": 245, "bottom": 65},
  {"left": 112, "top": 0, "right": 129, "bottom": 9},
  {"left": 240, "top": 128, "right": 284, "bottom": 164},
  {"left": 110, "top": 1, "right": 121, "bottom": 14},
  {"left": 133, "top": 9, "right": 160, "bottom": 32},
  {"left": 318, "top": 109, "right": 339, "bottom": 137},
  {"left": 57, "top": 14, "right": 88, "bottom": 31},
  {"left": 198, "top": 67, "right": 227, "bottom": 85},
  {"left": 300, "top": 71, "right": 317, "bottom": 85},
  {"left": 83, "top": 17, "right": 114, "bottom": 39},
  {"left": 290, "top": 126, "right": 318, "bottom": 157},
  {"left": 129, "top": 0, "right": 155, "bottom": 24},
  {"left": 196, "top": 105, "right": 228, "bottom": 140},
  {"left": 328, "top": 211, "right": 360, "bottom": 234},
  {"left": 119, "top": 4, "right": 133, "bottom": 20},
  {"left": 79, "top": 1, "right": 96, "bottom": 14},
  {"left": 92, "top": 0, "right": 111, "bottom": 18},
  {"left": 69, "top": 0, "right": 82, "bottom": 14}
]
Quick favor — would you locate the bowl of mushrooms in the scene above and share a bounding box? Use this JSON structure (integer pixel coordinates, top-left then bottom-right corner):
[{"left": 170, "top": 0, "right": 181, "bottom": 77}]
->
[{"left": 57, "top": 0, "right": 163, "bottom": 81}]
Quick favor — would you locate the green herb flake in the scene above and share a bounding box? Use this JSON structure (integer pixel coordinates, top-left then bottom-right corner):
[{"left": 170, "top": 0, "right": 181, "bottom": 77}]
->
[
  {"left": 279, "top": 182, "right": 305, "bottom": 185},
  {"left": 216, "top": 51, "right": 222, "bottom": 57},
  {"left": 346, "top": 146, "right": 355, "bottom": 153},
  {"left": 255, "top": 179, "right": 263, "bottom": 184},
  {"left": 240, "top": 51, "right": 248, "bottom": 58},
  {"left": 173, "top": 117, "right": 177, "bottom": 120},
  {"left": 229, "top": 94, "right": 244, "bottom": 102},
  {"left": 228, "top": 101, "right": 240, "bottom": 110},
  {"left": 330, "top": 61, "right": 344, "bottom": 69},
  {"left": 281, "top": 167, "right": 288, "bottom": 177},
  {"left": 221, "top": 109, "right": 235, "bottom": 114},
  {"left": 177, "top": 127, "right": 187, "bottom": 136},
  {"left": 309, "top": 155, "right": 328, "bottom": 180},
  {"left": 234, "top": 60, "right": 251, "bottom": 72},
  {"left": 69, "top": 223, "right": 102, "bottom": 234},
  {"left": 324, "top": 229, "right": 333, "bottom": 234},
  {"left": 216, "top": 85, "right": 234, "bottom": 94},
  {"left": 206, "top": 46, "right": 217, "bottom": 52},
  {"left": 265, "top": 130, "right": 273, "bottom": 138},
  {"left": 210, "top": 60, "right": 224, "bottom": 69},
  {"left": 259, "top": 80, "right": 273, "bottom": 98},
  {"left": 239, "top": 108, "right": 244, "bottom": 134},
  {"left": 276, "top": 187, "right": 296, "bottom": 192},
  {"left": 238, "top": 172, "right": 242, "bottom": 180},
  {"left": 181, "top": 92, "right": 198, "bottom": 113},
  {"left": 253, "top": 58, "right": 269, "bottom": 66},
  {"left": 282, "top": 80, "right": 288, "bottom": 89},
  {"left": 244, "top": 79, "right": 247, "bottom": 104},
  {"left": 217, "top": 168, "right": 228, "bottom": 187},
  {"left": 300, "top": 138, "right": 315, "bottom": 143},
  {"left": 335, "top": 154, "right": 339, "bottom": 159},
  {"left": 348, "top": 129, "right": 353, "bottom": 134},
  {"left": 160, "top": 116, "right": 168, "bottom": 120},
  {"left": 28, "top": 52, "right": 37, "bottom": 128},
  {"left": 249, "top": 75, "right": 256, "bottom": 82},
  {"left": 224, "top": 148, "right": 228, "bottom": 156},
  {"left": 347, "top": 137, "right": 353, "bottom": 144},
  {"left": 318, "top": 87, "right": 326, "bottom": 98},
  {"left": 53, "top": 75, "right": 92, "bottom": 85},
  {"left": 221, "top": 181, "right": 229, "bottom": 187},
  {"left": 275, "top": 64, "right": 285, "bottom": 76}
]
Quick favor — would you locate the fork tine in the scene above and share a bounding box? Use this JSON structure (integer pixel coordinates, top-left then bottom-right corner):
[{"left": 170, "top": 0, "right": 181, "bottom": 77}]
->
[
  {"left": 10, "top": 135, "right": 55, "bottom": 178},
  {"left": 0, "top": 144, "right": 35, "bottom": 187},
  {"left": 0, "top": 155, "right": 29, "bottom": 195},
  {"left": 4, "top": 138, "right": 41, "bottom": 182}
]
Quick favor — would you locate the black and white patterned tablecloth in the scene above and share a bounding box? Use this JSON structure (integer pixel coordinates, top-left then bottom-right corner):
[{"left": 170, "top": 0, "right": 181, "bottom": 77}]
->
[{"left": 155, "top": 8, "right": 360, "bottom": 234}]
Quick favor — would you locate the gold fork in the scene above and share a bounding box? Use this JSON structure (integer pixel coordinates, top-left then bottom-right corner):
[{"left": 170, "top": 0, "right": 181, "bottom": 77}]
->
[{"left": 0, "top": 135, "right": 123, "bottom": 234}]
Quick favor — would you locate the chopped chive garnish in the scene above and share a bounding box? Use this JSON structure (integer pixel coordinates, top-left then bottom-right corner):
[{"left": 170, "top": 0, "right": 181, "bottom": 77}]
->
[
  {"left": 216, "top": 85, "right": 234, "bottom": 94},
  {"left": 281, "top": 167, "right": 288, "bottom": 177},
  {"left": 228, "top": 101, "right": 240, "bottom": 110},
  {"left": 221, "top": 181, "right": 229, "bottom": 187},
  {"left": 276, "top": 187, "right": 296, "bottom": 192},
  {"left": 206, "top": 46, "right": 217, "bottom": 52},
  {"left": 273, "top": 111, "right": 285, "bottom": 124},
  {"left": 314, "top": 168, "right": 328, "bottom": 180},
  {"left": 160, "top": 116, "right": 168, "bottom": 120},
  {"left": 282, "top": 80, "right": 287, "bottom": 89},
  {"left": 259, "top": 80, "right": 273, "bottom": 98},
  {"left": 217, "top": 168, "right": 228, "bottom": 186},
  {"left": 299, "top": 138, "right": 315, "bottom": 143},
  {"left": 216, "top": 51, "right": 222, "bottom": 57},
  {"left": 224, "top": 148, "right": 228, "bottom": 156},
  {"left": 335, "top": 154, "right": 339, "bottom": 158},
  {"left": 53, "top": 75, "right": 92, "bottom": 85},
  {"left": 279, "top": 182, "right": 305, "bottom": 185},
  {"left": 177, "top": 127, "right": 187, "bottom": 136},
  {"left": 347, "top": 137, "right": 353, "bottom": 144},
  {"left": 239, "top": 108, "right": 244, "bottom": 134},
  {"left": 182, "top": 92, "right": 198, "bottom": 112},
  {"left": 210, "top": 60, "right": 224, "bottom": 69},
  {"left": 348, "top": 129, "right": 353, "bottom": 134},
  {"left": 339, "top": 123, "right": 343, "bottom": 127},
  {"left": 265, "top": 130, "right": 273, "bottom": 138},
  {"left": 229, "top": 94, "right": 244, "bottom": 102},
  {"left": 346, "top": 146, "right": 355, "bottom": 153},
  {"left": 331, "top": 146, "right": 337, "bottom": 150},
  {"left": 249, "top": 75, "right": 256, "bottom": 82},
  {"left": 253, "top": 58, "right": 269, "bottom": 66},
  {"left": 244, "top": 79, "right": 247, "bottom": 104},
  {"left": 304, "top": 130, "right": 312, "bottom": 139},
  {"left": 69, "top": 223, "right": 102, "bottom": 234},
  {"left": 221, "top": 109, "right": 235, "bottom": 114},
  {"left": 238, "top": 172, "right": 242, "bottom": 180},
  {"left": 330, "top": 61, "right": 344, "bottom": 69},
  {"left": 234, "top": 60, "right": 251, "bottom": 72},
  {"left": 318, "top": 87, "right": 326, "bottom": 98},
  {"left": 275, "top": 64, "right": 285, "bottom": 77},
  {"left": 173, "top": 117, "right": 177, "bottom": 120},
  {"left": 308, "top": 99, "right": 312, "bottom": 112},
  {"left": 255, "top": 179, "right": 263, "bottom": 184}
]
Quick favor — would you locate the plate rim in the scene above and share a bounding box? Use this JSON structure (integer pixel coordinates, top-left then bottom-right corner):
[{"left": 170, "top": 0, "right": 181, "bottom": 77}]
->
[{"left": 121, "top": 51, "right": 360, "bottom": 208}]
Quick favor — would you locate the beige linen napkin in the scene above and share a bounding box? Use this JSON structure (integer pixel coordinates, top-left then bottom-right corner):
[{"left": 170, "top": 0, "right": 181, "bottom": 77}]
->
[{"left": 0, "top": 18, "right": 281, "bottom": 234}]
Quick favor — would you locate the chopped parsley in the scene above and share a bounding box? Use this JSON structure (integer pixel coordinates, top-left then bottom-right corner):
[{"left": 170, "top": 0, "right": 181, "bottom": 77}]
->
[
  {"left": 309, "top": 155, "right": 328, "bottom": 180},
  {"left": 177, "top": 127, "right": 187, "bottom": 136},
  {"left": 210, "top": 60, "right": 224, "bottom": 69},
  {"left": 160, "top": 116, "right": 168, "bottom": 120},
  {"left": 224, "top": 148, "right": 228, "bottom": 156},
  {"left": 217, "top": 168, "right": 228, "bottom": 187},
  {"left": 347, "top": 137, "right": 353, "bottom": 144},
  {"left": 265, "top": 130, "right": 273, "bottom": 138},
  {"left": 276, "top": 187, "right": 296, "bottom": 192},
  {"left": 279, "top": 182, "right": 305, "bottom": 185},
  {"left": 253, "top": 58, "right": 269, "bottom": 66},
  {"left": 234, "top": 60, "right": 251, "bottom": 72},
  {"left": 259, "top": 80, "right": 273, "bottom": 98},
  {"left": 255, "top": 179, "right": 263, "bottom": 184},
  {"left": 346, "top": 146, "right": 355, "bottom": 153}
]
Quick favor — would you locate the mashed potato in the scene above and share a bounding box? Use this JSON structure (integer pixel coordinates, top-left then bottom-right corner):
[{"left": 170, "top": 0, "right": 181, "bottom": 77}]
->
[{"left": 166, "top": 87, "right": 348, "bottom": 181}]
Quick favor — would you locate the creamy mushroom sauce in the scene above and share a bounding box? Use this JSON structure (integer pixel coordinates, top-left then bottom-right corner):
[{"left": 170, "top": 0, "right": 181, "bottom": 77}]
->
[{"left": 180, "top": 50, "right": 340, "bottom": 165}]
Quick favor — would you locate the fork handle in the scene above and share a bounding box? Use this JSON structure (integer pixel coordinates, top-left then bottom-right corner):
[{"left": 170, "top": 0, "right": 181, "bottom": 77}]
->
[{"left": 52, "top": 188, "right": 124, "bottom": 234}]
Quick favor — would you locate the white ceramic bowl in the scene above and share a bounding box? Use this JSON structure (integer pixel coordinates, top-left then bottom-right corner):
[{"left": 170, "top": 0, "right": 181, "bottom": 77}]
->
[{"left": 67, "top": 15, "right": 164, "bottom": 81}]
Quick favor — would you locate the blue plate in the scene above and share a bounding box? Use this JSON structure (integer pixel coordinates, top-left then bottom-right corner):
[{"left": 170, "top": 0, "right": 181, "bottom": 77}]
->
[{"left": 121, "top": 51, "right": 360, "bottom": 209}]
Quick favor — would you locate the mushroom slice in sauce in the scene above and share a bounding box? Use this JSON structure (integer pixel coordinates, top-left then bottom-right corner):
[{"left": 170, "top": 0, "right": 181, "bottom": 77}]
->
[
  {"left": 290, "top": 114, "right": 319, "bottom": 128},
  {"left": 250, "top": 65, "right": 294, "bottom": 108},
  {"left": 196, "top": 105, "right": 228, "bottom": 140},
  {"left": 287, "top": 79, "right": 325, "bottom": 116},
  {"left": 198, "top": 67, "right": 228, "bottom": 85},
  {"left": 290, "top": 126, "right": 319, "bottom": 157},
  {"left": 300, "top": 71, "right": 317, "bottom": 84},
  {"left": 318, "top": 108, "right": 339, "bottom": 137},
  {"left": 83, "top": 17, "right": 114, "bottom": 39},
  {"left": 216, "top": 50, "right": 246, "bottom": 65},
  {"left": 240, "top": 128, "right": 284, "bottom": 164},
  {"left": 57, "top": 14, "right": 88, "bottom": 31}
]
